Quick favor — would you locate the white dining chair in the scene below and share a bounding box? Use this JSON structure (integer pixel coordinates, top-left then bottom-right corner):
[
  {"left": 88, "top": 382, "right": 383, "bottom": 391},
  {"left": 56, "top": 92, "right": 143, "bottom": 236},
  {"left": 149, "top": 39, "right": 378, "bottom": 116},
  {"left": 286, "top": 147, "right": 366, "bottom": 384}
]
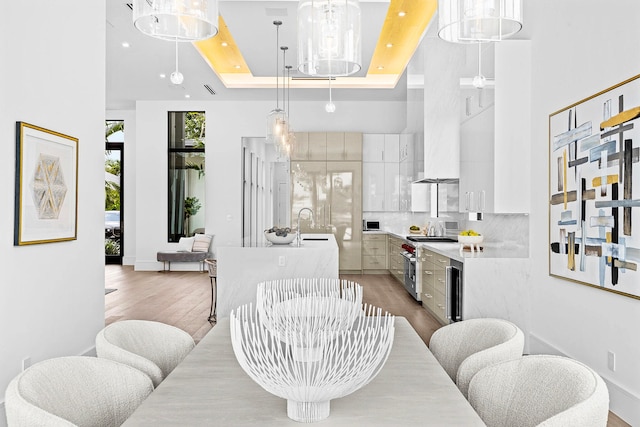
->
[
  {"left": 4, "top": 356, "right": 154, "bottom": 427},
  {"left": 428, "top": 318, "right": 524, "bottom": 397},
  {"left": 96, "top": 320, "right": 195, "bottom": 387},
  {"left": 467, "top": 354, "right": 609, "bottom": 427}
]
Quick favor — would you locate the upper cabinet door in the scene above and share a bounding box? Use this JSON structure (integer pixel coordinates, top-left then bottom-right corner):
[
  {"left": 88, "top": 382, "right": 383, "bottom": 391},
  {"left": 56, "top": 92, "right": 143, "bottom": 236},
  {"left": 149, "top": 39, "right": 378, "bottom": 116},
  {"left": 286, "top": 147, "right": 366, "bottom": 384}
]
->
[
  {"left": 362, "top": 134, "right": 384, "bottom": 162},
  {"left": 384, "top": 134, "right": 400, "bottom": 163},
  {"left": 343, "top": 132, "right": 362, "bottom": 160},
  {"left": 308, "top": 132, "right": 327, "bottom": 161},
  {"left": 326, "top": 132, "right": 345, "bottom": 161},
  {"left": 291, "top": 132, "right": 309, "bottom": 161},
  {"left": 327, "top": 132, "right": 362, "bottom": 161}
]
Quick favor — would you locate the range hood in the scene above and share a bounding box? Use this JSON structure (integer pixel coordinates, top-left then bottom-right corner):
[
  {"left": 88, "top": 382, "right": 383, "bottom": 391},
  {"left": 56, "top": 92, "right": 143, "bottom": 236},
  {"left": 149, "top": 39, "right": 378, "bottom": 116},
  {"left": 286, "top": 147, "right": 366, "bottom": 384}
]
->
[{"left": 411, "top": 178, "right": 459, "bottom": 217}]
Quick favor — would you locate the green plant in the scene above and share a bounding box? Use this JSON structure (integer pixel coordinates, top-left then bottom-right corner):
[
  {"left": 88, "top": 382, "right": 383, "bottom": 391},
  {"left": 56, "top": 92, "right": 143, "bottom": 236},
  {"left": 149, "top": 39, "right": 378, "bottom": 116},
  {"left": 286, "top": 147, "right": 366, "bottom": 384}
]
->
[
  {"left": 186, "top": 162, "right": 205, "bottom": 179},
  {"left": 184, "top": 196, "right": 202, "bottom": 219},
  {"left": 105, "top": 238, "right": 120, "bottom": 255}
]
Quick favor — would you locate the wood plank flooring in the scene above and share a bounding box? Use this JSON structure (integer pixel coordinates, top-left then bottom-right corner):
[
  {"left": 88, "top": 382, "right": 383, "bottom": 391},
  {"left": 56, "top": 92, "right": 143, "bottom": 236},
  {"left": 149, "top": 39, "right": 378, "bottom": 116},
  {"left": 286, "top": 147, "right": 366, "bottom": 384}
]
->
[{"left": 105, "top": 266, "right": 629, "bottom": 427}]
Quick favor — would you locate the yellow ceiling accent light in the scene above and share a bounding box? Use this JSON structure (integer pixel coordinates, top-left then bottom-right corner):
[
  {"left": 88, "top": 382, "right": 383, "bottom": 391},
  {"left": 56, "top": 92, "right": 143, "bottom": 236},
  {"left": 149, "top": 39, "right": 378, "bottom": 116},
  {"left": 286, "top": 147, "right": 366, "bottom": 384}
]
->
[
  {"left": 193, "top": 15, "right": 251, "bottom": 77},
  {"left": 368, "top": 0, "right": 437, "bottom": 75}
]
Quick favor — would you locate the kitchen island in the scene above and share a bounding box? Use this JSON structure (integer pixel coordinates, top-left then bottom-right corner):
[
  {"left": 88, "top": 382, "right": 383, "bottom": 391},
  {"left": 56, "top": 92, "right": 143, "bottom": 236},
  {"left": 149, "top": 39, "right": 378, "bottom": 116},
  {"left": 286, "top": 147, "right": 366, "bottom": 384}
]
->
[{"left": 216, "top": 234, "right": 339, "bottom": 318}]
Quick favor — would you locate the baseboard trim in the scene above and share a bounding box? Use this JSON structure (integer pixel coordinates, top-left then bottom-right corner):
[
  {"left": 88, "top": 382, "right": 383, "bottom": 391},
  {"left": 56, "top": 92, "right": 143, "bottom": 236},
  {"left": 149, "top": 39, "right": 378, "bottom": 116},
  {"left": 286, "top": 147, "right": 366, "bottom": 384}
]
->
[{"left": 529, "top": 333, "right": 640, "bottom": 425}]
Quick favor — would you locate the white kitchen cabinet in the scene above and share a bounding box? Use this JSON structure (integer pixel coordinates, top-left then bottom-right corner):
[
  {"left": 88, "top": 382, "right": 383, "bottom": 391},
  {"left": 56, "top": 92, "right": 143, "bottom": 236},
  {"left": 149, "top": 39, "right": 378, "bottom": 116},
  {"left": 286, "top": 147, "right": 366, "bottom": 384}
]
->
[
  {"left": 362, "top": 134, "right": 384, "bottom": 162},
  {"left": 384, "top": 134, "right": 400, "bottom": 162},
  {"left": 363, "top": 162, "right": 384, "bottom": 211},
  {"left": 363, "top": 133, "right": 401, "bottom": 212},
  {"left": 384, "top": 163, "right": 400, "bottom": 211}
]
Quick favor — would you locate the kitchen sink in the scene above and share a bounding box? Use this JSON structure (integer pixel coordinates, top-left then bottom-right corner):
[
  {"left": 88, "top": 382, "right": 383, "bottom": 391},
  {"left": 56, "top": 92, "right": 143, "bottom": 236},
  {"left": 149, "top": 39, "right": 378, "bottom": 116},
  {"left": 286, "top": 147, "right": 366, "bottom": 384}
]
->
[{"left": 406, "top": 236, "right": 457, "bottom": 243}]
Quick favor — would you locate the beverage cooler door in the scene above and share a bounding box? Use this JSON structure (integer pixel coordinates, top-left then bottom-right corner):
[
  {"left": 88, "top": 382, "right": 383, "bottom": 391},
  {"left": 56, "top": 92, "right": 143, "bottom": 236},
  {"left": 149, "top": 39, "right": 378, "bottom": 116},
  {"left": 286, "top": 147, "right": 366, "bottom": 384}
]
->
[{"left": 445, "top": 259, "right": 463, "bottom": 322}]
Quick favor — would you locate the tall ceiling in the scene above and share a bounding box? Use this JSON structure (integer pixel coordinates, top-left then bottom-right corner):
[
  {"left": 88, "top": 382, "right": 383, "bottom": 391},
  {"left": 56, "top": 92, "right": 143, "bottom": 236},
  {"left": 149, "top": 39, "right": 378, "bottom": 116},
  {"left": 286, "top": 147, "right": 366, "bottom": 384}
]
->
[{"left": 106, "top": 0, "right": 433, "bottom": 110}]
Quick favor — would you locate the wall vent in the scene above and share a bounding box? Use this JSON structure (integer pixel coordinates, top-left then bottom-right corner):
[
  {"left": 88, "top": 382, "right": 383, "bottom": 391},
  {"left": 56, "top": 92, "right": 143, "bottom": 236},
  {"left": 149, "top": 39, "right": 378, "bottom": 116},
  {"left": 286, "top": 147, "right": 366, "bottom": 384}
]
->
[{"left": 204, "top": 84, "right": 216, "bottom": 95}]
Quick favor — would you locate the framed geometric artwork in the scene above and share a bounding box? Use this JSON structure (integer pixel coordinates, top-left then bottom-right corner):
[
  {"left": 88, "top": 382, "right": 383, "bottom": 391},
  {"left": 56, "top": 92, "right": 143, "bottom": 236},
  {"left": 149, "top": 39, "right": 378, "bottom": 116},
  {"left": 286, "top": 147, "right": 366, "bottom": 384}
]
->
[
  {"left": 14, "top": 122, "right": 78, "bottom": 245},
  {"left": 549, "top": 74, "right": 640, "bottom": 299}
]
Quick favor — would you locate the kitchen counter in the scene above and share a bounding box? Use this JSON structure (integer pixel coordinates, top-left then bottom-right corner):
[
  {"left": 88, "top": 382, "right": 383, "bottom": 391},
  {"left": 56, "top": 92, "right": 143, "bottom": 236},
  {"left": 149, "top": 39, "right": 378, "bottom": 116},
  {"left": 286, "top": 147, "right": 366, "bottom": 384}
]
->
[
  {"left": 216, "top": 234, "right": 339, "bottom": 318},
  {"left": 381, "top": 230, "right": 528, "bottom": 261}
]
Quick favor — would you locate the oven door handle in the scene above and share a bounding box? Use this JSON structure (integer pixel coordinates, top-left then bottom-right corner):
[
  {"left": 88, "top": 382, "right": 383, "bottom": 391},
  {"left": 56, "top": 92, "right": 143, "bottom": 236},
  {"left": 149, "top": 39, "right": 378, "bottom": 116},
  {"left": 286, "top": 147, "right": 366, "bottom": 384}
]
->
[{"left": 445, "top": 266, "right": 452, "bottom": 321}]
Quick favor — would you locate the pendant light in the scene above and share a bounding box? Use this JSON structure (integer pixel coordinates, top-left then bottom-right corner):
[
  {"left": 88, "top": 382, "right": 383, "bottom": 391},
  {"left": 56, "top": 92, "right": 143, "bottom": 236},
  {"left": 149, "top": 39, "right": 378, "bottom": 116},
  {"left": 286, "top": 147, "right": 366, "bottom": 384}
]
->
[
  {"left": 132, "top": 0, "right": 219, "bottom": 42},
  {"left": 170, "top": 38, "right": 184, "bottom": 85},
  {"left": 472, "top": 42, "right": 486, "bottom": 89},
  {"left": 267, "top": 21, "right": 288, "bottom": 145},
  {"left": 325, "top": 77, "right": 336, "bottom": 113},
  {"left": 437, "top": 0, "right": 523, "bottom": 43},
  {"left": 297, "top": 0, "right": 362, "bottom": 77}
]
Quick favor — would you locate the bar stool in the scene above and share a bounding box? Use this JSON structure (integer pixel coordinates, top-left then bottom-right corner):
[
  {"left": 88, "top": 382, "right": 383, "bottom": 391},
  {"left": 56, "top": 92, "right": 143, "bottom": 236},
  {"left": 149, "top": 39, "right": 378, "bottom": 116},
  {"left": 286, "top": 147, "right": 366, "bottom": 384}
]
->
[{"left": 204, "top": 259, "right": 217, "bottom": 323}]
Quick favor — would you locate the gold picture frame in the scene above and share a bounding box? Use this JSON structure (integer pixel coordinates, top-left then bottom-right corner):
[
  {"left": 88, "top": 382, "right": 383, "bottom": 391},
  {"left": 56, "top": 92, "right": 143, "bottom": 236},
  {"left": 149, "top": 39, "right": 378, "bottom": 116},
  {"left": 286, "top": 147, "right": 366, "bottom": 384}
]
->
[
  {"left": 549, "top": 75, "right": 640, "bottom": 299},
  {"left": 14, "top": 122, "right": 78, "bottom": 245}
]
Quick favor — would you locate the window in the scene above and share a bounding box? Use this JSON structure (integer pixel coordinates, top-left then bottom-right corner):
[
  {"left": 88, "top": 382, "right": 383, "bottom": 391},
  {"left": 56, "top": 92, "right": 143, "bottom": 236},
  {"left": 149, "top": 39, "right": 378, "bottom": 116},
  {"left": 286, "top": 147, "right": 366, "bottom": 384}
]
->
[{"left": 168, "top": 112, "right": 205, "bottom": 242}]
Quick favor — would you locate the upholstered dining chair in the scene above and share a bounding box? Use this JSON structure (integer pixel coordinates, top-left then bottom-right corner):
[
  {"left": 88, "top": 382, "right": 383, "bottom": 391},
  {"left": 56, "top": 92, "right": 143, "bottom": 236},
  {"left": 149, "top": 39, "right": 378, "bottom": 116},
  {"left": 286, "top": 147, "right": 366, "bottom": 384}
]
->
[
  {"left": 204, "top": 258, "right": 217, "bottom": 323},
  {"left": 428, "top": 318, "right": 524, "bottom": 397},
  {"left": 467, "top": 355, "right": 609, "bottom": 427},
  {"left": 96, "top": 320, "right": 195, "bottom": 387},
  {"left": 5, "top": 356, "right": 153, "bottom": 426}
]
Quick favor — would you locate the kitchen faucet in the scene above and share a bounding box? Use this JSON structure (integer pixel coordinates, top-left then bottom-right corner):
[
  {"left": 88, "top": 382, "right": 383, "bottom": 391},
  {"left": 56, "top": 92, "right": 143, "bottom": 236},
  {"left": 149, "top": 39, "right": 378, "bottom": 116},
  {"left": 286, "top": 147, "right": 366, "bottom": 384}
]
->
[{"left": 296, "top": 208, "right": 314, "bottom": 247}]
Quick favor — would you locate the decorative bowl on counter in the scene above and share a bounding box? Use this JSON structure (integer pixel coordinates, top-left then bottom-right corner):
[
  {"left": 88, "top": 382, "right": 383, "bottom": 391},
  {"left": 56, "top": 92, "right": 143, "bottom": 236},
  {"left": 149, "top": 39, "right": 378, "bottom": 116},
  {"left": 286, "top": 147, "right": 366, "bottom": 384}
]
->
[{"left": 264, "top": 227, "right": 296, "bottom": 245}]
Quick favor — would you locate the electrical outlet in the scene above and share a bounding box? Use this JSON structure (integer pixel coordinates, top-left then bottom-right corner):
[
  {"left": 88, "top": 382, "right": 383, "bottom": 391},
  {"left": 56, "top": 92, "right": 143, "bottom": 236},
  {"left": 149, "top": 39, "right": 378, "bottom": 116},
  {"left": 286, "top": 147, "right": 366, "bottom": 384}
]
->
[
  {"left": 607, "top": 351, "right": 616, "bottom": 371},
  {"left": 22, "top": 357, "right": 31, "bottom": 371},
  {"left": 278, "top": 256, "right": 286, "bottom": 266}
]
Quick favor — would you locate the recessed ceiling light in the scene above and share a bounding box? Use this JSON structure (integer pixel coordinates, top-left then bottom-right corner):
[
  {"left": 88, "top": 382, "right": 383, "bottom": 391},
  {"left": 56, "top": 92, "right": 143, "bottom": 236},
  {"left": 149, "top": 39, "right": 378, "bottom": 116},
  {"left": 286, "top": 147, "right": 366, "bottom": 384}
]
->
[
  {"left": 121, "top": 42, "right": 130, "bottom": 48},
  {"left": 234, "top": 65, "right": 241, "bottom": 69},
  {"left": 377, "top": 65, "right": 384, "bottom": 70},
  {"left": 221, "top": 41, "right": 228, "bottom": 47},
  {"left": 398, "top": 11, "right": 406, "bottom": 17},
  {"left": 386, "top": 43, "right": 393, "bottom": 48},
  {"left": 159, "top": 73, "right": 166, "bottom": 79},
  {"left": 185, "top": 94, "right": 191, "bottom": 99}
]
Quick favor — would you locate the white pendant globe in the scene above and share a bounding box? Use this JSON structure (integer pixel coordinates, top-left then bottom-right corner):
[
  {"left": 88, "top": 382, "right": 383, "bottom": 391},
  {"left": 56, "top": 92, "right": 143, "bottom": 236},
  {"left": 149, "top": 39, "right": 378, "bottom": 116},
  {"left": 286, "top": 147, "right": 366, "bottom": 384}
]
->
[
  {"left": 325, "top": 102, "right": 336, "bottom": 113},
  {"left": 170, "top": 71, "right": 184, "bottom": 85}
]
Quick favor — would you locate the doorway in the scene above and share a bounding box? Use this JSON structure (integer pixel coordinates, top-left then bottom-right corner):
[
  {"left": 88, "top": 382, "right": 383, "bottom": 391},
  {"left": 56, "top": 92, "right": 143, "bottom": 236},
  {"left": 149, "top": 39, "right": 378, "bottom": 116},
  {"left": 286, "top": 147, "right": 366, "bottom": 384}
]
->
[{"left": 106, "top": 121, "right": 124, "bottom": 265}]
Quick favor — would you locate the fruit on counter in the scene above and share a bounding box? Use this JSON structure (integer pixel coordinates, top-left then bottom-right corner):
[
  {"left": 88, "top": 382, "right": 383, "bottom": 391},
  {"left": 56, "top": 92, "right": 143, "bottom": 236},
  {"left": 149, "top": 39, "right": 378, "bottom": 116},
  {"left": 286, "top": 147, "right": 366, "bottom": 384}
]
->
[
  {"left": 409, "top": 225, "right": 420, "bottom": 231},
  {"left": 459, "top": 229, "right": 480, "bottom": 236},
  {"left": 266, "top": 226, "right": 292, "bottom": 237}
]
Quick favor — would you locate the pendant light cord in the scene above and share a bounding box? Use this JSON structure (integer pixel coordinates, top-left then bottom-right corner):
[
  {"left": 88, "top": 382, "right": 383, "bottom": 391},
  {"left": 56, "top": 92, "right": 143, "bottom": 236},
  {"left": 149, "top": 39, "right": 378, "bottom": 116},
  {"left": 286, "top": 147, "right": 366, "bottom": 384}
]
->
[
  {"left": 175, "top": 37, "right": 179, "bottom": 73},
  {"left": 274, "top": 21, "right": 281, "bottom": 110}
]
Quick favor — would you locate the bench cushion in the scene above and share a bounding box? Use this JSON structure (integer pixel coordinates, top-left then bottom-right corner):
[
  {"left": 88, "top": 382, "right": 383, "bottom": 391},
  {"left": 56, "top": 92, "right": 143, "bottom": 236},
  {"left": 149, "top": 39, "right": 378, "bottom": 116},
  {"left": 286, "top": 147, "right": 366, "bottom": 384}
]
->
[{"left": 157, "top": 251, "right": 209, "bottom": 262}]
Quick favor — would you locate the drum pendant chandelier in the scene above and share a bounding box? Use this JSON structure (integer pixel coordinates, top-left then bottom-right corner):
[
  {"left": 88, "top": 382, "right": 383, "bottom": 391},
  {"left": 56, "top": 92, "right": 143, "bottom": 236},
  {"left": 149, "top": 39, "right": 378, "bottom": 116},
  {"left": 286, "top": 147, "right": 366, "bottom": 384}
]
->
[
  {"left": 437, "top": 0, "right": 523, "bottom": 43},
  {"left": 297, "top": 0, "right": 362, "bottom": 77},
  {"left": 132, "top": 0, "right": 219, "bottom": 42}
]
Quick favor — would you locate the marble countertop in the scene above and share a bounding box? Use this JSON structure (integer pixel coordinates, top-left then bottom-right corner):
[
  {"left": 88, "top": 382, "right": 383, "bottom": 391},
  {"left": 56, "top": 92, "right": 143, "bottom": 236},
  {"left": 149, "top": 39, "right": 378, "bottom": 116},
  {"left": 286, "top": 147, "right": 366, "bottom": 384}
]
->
[
  {"left": 367, "top": 230, "right": 528, "bottom": 261},
  {"left": 247, "top": 233, "right": 337, "bottom": 249}
]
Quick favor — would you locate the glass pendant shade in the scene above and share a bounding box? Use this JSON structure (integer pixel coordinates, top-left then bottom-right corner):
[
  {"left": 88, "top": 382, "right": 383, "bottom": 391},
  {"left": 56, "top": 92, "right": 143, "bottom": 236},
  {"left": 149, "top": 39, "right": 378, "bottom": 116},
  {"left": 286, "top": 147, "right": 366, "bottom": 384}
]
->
[
  {"left": 437, "top": 0, "right": 522, "bottom": 43},
  {"left": 297, "top": 0, "right": 362, "bottom": 77},
  {"left": 266, "top": 109, "right": 288, "bottom": 145},
  {"left": 133, "top": 0, "right": 219, "bottom": 41}
]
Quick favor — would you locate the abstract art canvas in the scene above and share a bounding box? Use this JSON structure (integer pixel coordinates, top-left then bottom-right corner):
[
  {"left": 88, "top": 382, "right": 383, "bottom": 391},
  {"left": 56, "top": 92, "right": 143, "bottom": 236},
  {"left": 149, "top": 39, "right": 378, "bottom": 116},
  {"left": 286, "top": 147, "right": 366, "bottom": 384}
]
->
[
  {"left": 549, "top": 75, "right": 640, "bottom": 299},
  {"left": 14, "top": 122, "right": 78, "bottom": 245}
]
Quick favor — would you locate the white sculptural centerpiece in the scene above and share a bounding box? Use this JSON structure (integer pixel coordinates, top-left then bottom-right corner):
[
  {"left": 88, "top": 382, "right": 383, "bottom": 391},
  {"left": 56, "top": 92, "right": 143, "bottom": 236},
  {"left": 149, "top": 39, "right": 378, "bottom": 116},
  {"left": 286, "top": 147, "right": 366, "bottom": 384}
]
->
[{"left": 230, "top": 278, "right": 395, "bottom": 423}]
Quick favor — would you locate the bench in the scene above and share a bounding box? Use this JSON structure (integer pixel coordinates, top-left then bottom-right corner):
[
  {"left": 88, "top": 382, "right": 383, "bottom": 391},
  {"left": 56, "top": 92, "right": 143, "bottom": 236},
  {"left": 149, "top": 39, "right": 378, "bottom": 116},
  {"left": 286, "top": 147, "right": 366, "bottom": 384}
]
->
[
  {"left": 157, "top": 251, "right": 211, "bottom": 272},
  {"left": 157, "top": 234, "right": 214, "bottom": 272}
]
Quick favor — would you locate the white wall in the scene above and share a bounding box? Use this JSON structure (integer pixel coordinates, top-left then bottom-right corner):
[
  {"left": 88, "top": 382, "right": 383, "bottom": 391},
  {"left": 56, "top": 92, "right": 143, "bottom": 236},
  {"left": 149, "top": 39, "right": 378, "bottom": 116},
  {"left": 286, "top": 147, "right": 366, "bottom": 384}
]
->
[
  {"left": 133, "top": 100, "right": 406, "bottom": 270},
  {"left": 0, "top": 0, "right": 106, "bottom": 422},
  {"left": 527, "top": 1, "right": 640, "bottom": 423}
]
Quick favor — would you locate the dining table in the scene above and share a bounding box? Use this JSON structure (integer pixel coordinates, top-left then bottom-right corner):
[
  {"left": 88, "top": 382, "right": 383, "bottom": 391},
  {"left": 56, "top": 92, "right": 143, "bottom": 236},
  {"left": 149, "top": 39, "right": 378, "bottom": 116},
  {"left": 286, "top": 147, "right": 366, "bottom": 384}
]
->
[{"left": 123, "top": 317, "right": 485, "bottom": 426}]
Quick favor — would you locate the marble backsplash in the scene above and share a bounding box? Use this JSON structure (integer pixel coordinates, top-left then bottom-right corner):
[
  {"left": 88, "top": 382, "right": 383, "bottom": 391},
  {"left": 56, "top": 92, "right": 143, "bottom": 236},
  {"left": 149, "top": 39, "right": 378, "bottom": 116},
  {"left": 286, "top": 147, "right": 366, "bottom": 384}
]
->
[{"left": 363, "top": 211, "right": 529, "bottom": 253}]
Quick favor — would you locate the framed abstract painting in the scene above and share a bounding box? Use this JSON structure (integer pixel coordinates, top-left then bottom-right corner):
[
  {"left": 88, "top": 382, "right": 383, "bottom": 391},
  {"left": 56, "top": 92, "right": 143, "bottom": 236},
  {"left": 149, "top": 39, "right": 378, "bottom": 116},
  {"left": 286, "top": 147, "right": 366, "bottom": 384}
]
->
[
  {"left": 14, "top": 122, "right": 78, "bottom": 245},
  {"left": 549, "top": 75, "right": 640, "bottom": 299}
]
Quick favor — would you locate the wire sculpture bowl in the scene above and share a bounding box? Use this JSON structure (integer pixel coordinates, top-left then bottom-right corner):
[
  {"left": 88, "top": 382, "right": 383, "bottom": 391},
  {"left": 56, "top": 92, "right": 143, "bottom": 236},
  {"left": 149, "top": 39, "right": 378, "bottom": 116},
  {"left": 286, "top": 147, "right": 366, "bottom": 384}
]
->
[{"left": 230, "top": 278, "right": 395, "bottom": 423}]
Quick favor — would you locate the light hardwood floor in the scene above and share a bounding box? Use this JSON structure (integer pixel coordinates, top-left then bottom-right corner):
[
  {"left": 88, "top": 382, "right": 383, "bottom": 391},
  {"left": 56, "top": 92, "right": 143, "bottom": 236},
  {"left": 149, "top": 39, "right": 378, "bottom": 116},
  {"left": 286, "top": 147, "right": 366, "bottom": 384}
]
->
[{"left": 105, "top": 265, "right": 629, "bottom": 426}]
